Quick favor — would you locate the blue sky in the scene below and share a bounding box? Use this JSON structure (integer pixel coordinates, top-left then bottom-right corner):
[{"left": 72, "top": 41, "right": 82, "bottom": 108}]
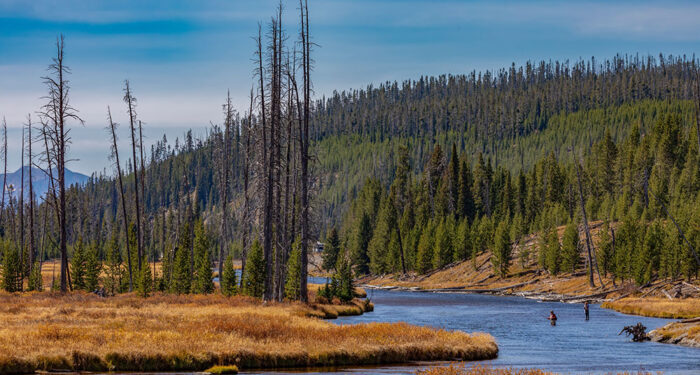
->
[{"left": 1, "top": 0, "right": 700, "bottom": 175}]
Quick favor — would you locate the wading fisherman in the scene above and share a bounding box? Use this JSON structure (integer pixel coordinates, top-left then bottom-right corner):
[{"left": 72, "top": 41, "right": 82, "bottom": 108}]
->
[
  {"left": 584, "top": 301, "right": 590, "bottom": 321},
  {"left": 548, "top": 310, "right": 557, "bottom": 326}
]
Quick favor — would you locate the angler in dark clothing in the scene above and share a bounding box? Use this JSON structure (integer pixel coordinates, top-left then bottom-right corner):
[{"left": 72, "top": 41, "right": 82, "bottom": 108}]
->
[
  {"left": 584, "top": 301, "right": 590, "bottom": 321},
  {"left": 548, "top": 310, "right": 557, "bottom": 326}
]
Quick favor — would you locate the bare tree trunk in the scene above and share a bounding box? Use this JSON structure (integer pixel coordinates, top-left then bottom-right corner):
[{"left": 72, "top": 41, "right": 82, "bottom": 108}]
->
[
  {"left": 240, "top": 88, "right": 254, "bottom": 288},
  {"left": 107, "top": 106, "right": 134, "bottom": 291},
  {"left": 124, "top": 80, "right": 143, "bottom": 270},
  {"left": 19, "top": 126, "right": 25, "bottom": 279},
  {"left": 39, "top": 36, "right": 83, "bottom": 293},
  {"left": 1, "top": 119, "right": 6, "bottom": 225},
  {"left": 138, "top": 120, "right": 151, "bottom": 287},
  {"left": 219, "top": 92, "right": 232, "bottom": 281},
  {"left": 298, "top": 0, "right": 311, "bottom": 303},
  {"left": 573, "top": 153, "right": 597, "bottom": 288},
  {"left": 27, "top": 116, "right": 36, "bottom": 274}
]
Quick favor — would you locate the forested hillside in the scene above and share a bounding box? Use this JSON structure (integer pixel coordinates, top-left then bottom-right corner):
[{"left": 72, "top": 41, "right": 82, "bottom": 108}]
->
[
  {"left": 71, "top": 54, "right": 700, "bottom": 232},
  {"left": 5, "top": 53, "right": 700, "bottom": 292}
]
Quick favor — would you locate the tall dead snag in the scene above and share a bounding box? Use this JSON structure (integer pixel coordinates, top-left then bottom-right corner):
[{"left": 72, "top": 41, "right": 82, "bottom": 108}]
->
[
  {"left": 26, "top": 116, "right": 36, "bottom": 274},
  {"left": 271, "top": 5, "right": 286, "bottom": 302},
  {"left": 19, "top": 126, "right": 25, "bottom": 276},
  {"left": 298, "top": 0, "right": 311, "bottom": 303},
  {"left": 1, "top": 118, "right": 7, "bottom": 225},
  {"left": 572, "top": 149, "right": 603, "bottom": 288},
  {"left": 39, "top": 35, "right": 83, "bottom": 293},
  {"left": 218, "top": 92, "right": 233, "bottom": 280},
  {"left": 240, "top": 88, "right": 254, "bottom": 288},
  {"left": 124, "top": 80, "right": 143, "bottom": 269},
  {"left": 138, "top": 120, "right": 151, "bottom": 286},
  {"left": 107, "top": 106, "right": 134, "bottom": 291},
  {"left": 255, "top": 22, "right": 275, "bottom": 301}
]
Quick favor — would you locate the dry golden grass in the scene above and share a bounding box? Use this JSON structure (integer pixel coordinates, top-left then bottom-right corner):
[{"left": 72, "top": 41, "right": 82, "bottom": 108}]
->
[
  {"left": 416, "top": 364, "right": 656, "bottom": 375},
  {"left": 650, "top": 320, "right": 700, "bottom": 346},
  {"left": 0, "top": 292, "right": 496, "bottom": 374},
  {"left": 602, "top": 297, "right": 700, "bottom": 319}
]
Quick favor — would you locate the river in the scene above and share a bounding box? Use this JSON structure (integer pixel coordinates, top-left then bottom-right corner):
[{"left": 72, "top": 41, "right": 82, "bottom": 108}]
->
[{"left": 243, "top": 288, "right": 700, "bottom": 375}]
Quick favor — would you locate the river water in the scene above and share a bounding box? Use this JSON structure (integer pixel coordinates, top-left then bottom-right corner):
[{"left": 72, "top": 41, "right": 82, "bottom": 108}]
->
[{"left": 243, "top": 289, "right": 700, "bottom": 375}]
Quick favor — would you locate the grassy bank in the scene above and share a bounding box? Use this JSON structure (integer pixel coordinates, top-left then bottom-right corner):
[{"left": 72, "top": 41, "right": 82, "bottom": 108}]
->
[
  {"left": 648, "top": 318, "right": 700, "bottom": 348},
  {"left": 0, "top": 293, "right": 496, "bottom": 374},
  {"left": 416, "top": 365, "right": 654, "bottom": 375},
  {"left": 601, "top": 297, "right": 700, "bottom": 319}
]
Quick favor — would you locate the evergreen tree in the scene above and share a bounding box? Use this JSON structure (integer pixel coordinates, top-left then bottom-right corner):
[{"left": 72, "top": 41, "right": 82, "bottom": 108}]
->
[
  {"left": 284, "top": 240, "right": 301, "bottom": 300},
  {"left": 416, "top": 221, "right": 435, "bottom": 273},
  {"left": 433, "top": 218, "right": 454, "bottom": 268},
  {"left": 103, "top": 230, "right": 125, "bottom": 295},
  {"left": 137, "top": 258, "right": 153, "bottom": 297},
  {"left": 322, "top": 227, "right": 340, "bottom": 272},
  {"left": 242, "top": 238, "right": 265, "bottom": 297},
  {"left": 2, "top": 244, "right": 22, "bottom": 292},
  {"left": 70, "top": 237, "right": 87, "bottom": 290},
  {"left": 220, "top": 255, "right": 237, "bottom": 296},
  {"left": 192, "top": 220, "right": 214, "bottom": 294},
  {"left": 85, "top": 242, "right": 102, "bottom": 291},
  {"left": 171, "top": 223, "right": 193, "bottom": 294},
  {"left": 492, "top": 220, "right": 512, "bottom": 278},
  {"left": 596, "top": 220, "right": 614, "bottom": 277},
  {"left": 28, "top": 260, "right": 42, "bottom": 291},
  {"left": 336, "top": 254, "right": 355, "bottom": 302},
  {"left": 353, "top": 212, "right": 372, "bottom": 275},
  {"left": 561, "top": 220, "right": 581, "bottom": 273}
]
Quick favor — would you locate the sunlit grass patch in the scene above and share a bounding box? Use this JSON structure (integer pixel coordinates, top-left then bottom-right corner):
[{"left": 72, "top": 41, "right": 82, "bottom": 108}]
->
[
  {"left": 0, "top": 292, "right": 496, "bottom": 374},
  {"left": 602, "top": 297, "right": 700, "bottom": 319}
]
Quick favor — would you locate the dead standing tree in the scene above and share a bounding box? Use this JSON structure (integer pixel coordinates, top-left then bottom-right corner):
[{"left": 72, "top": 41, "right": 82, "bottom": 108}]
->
[
  {"left": 26, "top": 116, "right": 36, "bottom": 274},
  {"left": 38, "top": 35, "right": 84, "bottom": 293},
  {"left": 107, "top": 106, "right": 134, "bottom": 291},
  {"left": 124, "top": 80, "right": 143, "bottom": 270},
  {"left": 240, "top": 88, "right": 254, "bottom": 288},
  {"left": 218, "top": 92, "right": 233, "bottom": 280},
  {"left": 298, "top": 0, "right": 311, "bottom": 303}
]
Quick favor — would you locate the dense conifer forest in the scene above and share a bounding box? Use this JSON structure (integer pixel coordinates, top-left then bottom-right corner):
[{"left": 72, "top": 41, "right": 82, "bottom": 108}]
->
[{"left": 2, "top": 48, "right": 699, "bottom": 295}]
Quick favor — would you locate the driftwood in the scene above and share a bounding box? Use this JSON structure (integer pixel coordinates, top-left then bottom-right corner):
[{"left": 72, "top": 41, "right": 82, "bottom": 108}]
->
[
  {"left": 661, "top": 288, "right": 674, "bottom": 300},
  {"left": 619, "top": 322, "right": 650, "bottom": 342},
  {"left": 681, "top": 281, "right": 700, "bottom": 292},
  {"left": 640, "top": 281, "right": 670, "bottom": 298},
  {"left": 559, "top": 288, "right": 622, "bottom": 302}
]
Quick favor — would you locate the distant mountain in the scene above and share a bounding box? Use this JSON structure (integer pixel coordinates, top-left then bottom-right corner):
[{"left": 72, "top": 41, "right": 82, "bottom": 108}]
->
[{"left": 0, "top": 167, "right": 90, "bottom": 201}]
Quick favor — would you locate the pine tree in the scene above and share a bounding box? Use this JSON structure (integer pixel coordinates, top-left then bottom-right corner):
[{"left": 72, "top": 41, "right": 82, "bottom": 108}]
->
[
  {"left": 71, "top": 237, "right": 87, "bottom": 290},
  {"left": 28, "top": 260, "right": 42, "bottom": 291},
  {"left": 85, "top": 242, "right": 102, "bottom": 291},
  {"left": 172, "top": 223, "right": 193, "bottom": 294},
  {"left": 458, "top": 158, "right": 476, "bottom": 223},
  {"left": 492, "top": 220, "right": 512, "bottom": 278},
  {"left": 597, "top": 220, "right": 614, "bottom": 277},
  {"left": 220, "top": 255, "right": 237, "bottom": 296},
  {"left": 192, "top": 220, "right": 214, "bottom": 294},
  {"left": 2, "top": 244, "right": 22, "bottom": 292},
  {"left": 353, "top": 212, "right": 372, "bottom": 275},
  {"left": 284, "top": 240, "right": 301, "bottom": 300},
  {"left": 433, "top": 218, "right": 454, "bottom": 268},
  {"left": 103, "top": 230, "right": 124, "bottom": 295},
  {"left": 336, "top": 254, "right": 355, "bottom": 302},
  {"left": 561, "top": 220, "right": 581, "bottom": 273},
  {"left": 322, "top": 227, "right": 340, "bottom": 272},
  {"left": 368, "top": 194, "right": 395, "bottom": 274},
  {"left": 137, "top": 258, "right": 153, "bottom": 297},
  {"left": 242, "top": 238, "right": 265, "bottom": 297},
  {"left": 416, "top": 221, "right": 435, "bottom": 273}
]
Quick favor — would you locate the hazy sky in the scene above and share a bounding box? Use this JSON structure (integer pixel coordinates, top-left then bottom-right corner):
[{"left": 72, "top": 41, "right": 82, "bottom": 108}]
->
[{"left": 2, "top": 0, "right": 700, "bottom": 175}]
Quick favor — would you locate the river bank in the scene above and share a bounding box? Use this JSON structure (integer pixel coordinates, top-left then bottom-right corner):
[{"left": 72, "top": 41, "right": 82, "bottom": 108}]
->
[{"left": 0, "top": 292, "right": 497, "bottom": 374}]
